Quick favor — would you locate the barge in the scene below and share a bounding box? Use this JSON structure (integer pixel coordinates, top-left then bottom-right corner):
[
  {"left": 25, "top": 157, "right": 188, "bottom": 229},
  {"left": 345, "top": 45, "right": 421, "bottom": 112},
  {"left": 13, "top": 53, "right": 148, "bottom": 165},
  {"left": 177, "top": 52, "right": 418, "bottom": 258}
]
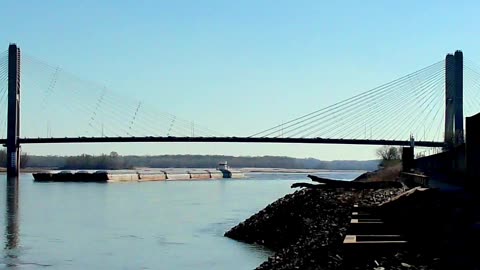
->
[{"left": 32, "top": 162, "right": 244, "bottom": 183}]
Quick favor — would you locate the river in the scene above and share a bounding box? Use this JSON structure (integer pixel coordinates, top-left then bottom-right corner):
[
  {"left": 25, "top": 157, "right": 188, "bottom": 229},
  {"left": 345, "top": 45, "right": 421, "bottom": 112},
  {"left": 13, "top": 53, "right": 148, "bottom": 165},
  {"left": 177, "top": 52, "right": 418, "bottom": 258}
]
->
[{"left": 0, "top": 170, "right": 363, "bottom": 269}]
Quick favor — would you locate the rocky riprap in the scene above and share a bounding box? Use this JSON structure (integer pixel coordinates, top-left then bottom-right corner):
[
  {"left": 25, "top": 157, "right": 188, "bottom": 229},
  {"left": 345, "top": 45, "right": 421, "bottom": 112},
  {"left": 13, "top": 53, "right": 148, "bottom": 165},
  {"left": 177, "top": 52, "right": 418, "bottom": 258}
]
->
[
  {"left": 225, "top": 181, "right": 480, "bottom": 270},
  {"left": 225, "top": 186, "right": 406, "bottom": 270}
]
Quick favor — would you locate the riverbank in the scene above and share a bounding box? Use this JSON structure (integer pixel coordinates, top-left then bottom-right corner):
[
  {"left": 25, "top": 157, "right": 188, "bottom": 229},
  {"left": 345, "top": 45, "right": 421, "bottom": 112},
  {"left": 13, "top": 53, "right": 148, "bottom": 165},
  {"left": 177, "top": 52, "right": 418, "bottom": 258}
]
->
[
  {"left": 1, "top": 167, "right": 366, "bottom": 174},
  {"left": 225, "top": 170, "right": 480, "bottom": 269},
  {"left": 0, "top": 167, "right": 57, "bottom": 173},
  {"left": 352, "top": 164, "right": 402, "bottom": 182},
  {"left": 225, "top": 186, "right": 407, "bottom": 269},
  {"left": 242, "top": 168, "right": 365, "bottom": 174}
]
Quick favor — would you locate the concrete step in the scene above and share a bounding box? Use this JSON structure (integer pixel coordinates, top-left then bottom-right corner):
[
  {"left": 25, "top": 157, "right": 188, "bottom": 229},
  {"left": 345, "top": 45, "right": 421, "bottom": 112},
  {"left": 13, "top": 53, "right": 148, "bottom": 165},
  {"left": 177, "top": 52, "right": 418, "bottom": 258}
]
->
[
  {"left": 351, "top": 211, "right": 378, "bottom": 219},
  {"left": 348, "top": 218, "right": 399, "bottom": 234},
  {"left": 344, "top": 234, "right": 407, "bottom": 245},
  {"left": 353, "top": 204, "right": 374, "bottom": 213},
  {"left": 343, "top": 234, "right": 408, "bottom": 262}
]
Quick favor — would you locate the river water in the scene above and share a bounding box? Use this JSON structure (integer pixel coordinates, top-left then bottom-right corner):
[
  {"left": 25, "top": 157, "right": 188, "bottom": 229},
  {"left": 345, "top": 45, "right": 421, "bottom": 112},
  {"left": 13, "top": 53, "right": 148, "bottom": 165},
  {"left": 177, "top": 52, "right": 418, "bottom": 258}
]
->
[{"left": 0, "top": 170, "right": 363, "bottom": 269}]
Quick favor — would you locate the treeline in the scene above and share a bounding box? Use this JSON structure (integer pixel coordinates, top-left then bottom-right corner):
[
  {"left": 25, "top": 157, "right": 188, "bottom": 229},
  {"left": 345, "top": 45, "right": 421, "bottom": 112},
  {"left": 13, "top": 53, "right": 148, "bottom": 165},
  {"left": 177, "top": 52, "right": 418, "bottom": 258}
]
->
[
  {"left": 0, "top": 150, "right": 30, "bottom": 168},
  {"left": 15, "top": 151, "right": 379, "bottom": 170}
]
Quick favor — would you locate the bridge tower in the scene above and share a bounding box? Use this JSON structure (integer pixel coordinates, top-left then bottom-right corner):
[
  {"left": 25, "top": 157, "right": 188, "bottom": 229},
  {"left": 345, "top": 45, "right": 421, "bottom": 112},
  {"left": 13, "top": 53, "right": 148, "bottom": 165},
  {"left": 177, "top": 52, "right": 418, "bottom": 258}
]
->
[
  {"left": 444, "top": 50, "right": 464, "bottom": 148},
  {"left": 7, "top": 44, "right": 21, "bottom": 177}
]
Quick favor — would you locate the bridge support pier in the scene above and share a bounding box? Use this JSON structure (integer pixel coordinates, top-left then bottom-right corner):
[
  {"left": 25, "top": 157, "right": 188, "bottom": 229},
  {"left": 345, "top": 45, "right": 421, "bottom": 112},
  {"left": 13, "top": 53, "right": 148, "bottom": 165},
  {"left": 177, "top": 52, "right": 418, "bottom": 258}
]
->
[
  {"left": 7, "top": 44, "right": 21, "bottom": 178},
  {"left": 454, "top": 51, "right": 464, "bottom": 145},
  {"left": 402, "top": 147, "right": 414, "bottom": 172},
  {"left": 445, "top": 54, "right": 455, "bottom": 146},
  {"left": 444, "top": 51, "right": 464, "bottom": 148}
]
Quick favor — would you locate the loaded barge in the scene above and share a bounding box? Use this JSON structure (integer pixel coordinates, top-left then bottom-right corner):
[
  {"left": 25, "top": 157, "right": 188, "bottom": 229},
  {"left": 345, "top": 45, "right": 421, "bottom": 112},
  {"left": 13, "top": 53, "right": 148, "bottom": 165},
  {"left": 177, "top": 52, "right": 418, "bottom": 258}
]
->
[{"left": 33, "top": 162, "right": 244, "bottom": 183}]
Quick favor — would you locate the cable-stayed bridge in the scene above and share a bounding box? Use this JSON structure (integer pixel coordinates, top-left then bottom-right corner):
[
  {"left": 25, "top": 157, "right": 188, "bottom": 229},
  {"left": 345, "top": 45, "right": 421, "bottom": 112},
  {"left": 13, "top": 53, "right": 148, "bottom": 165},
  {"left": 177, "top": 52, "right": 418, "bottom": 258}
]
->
[{"left": 1, "top": 44, "right": 479, "bottom": 176}]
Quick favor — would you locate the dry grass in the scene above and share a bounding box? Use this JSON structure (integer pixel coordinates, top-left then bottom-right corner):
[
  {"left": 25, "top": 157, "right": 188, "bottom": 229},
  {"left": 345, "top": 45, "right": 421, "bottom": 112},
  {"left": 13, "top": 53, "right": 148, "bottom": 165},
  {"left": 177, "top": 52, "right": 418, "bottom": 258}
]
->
[{"left": 355, "top": 163, "right": 402, "bottom": 182}]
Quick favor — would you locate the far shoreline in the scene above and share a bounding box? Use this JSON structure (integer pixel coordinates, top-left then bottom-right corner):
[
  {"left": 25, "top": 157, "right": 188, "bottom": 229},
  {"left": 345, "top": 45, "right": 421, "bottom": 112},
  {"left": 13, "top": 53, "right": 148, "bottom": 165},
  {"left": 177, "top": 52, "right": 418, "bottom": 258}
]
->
[{"left": 1, "top": 167, "right": 371, "bottom": 175}]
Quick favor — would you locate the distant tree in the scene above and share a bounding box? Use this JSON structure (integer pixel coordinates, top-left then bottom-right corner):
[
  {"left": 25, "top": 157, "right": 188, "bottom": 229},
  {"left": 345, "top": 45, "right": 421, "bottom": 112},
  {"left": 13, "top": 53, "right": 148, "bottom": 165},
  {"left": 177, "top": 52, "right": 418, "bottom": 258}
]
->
[
  {"left": 376, "top": 146, "right": 401, "bottom": 160},
  {"left": 20, "top": 152, "right": 29, "bottom": 168},
  {"left": 16, "top": 152, "right": 379, "bottom": 171},
  {"left": 0, "top": 149, "right": 6, "bottom": 167},
  {"left": 0, "top": 149, "right": 29, "bottom": 168},
  {"left": 376, "top": 146, "right": 402, "bottom": 168}
]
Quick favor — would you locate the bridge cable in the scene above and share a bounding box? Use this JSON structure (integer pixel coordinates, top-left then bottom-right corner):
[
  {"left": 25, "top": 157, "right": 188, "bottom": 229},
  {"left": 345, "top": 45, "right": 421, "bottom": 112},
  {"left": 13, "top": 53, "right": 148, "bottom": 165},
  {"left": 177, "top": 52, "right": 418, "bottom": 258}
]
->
[
  {"left": 376, "top": 68, "right": 445, "bottom": 140},
  {"left": 338, "top": 73, "right": 443, "bottom": 141},
  {"left": 21, "top": 53, "right": 219, "bottom": 138},
  {"left": 316, "top": 66, "right": 445, "bottom": 140},
  {"left": 387, "top": 74, "right": 444, "bottom": 140},
  {"left": 258, "top": 60, "right": 445, "bottom": 138},
  {"left": 283, "top": 62, "right": 445, "bottom": 139},
  {"left": 379, "top": 67, "right": 446, "bottom": 140},
  {"left": 22, "top": 55, "right": 163, "bottom": 137},
  {"left": 250, "top": 60, "right": 445, "bottom": 138}
]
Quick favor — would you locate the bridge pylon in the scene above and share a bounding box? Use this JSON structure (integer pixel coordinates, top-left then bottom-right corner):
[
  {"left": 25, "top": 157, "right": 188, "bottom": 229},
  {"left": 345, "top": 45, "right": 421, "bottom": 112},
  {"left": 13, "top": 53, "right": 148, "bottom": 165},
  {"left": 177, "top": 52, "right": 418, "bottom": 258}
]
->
[
  {"left": 444, "top": 50, "right": 464, "bottom": 148},
  {"left": 7, "top": 44, "right": 21, "bottom": 177}
]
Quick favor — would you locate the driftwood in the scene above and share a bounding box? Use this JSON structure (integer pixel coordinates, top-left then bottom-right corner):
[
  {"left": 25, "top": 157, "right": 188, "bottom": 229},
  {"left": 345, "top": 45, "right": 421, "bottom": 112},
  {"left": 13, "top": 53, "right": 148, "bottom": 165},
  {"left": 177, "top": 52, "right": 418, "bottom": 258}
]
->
[{"left": 308, "top": 175, "right": 403, "bottom": 189}]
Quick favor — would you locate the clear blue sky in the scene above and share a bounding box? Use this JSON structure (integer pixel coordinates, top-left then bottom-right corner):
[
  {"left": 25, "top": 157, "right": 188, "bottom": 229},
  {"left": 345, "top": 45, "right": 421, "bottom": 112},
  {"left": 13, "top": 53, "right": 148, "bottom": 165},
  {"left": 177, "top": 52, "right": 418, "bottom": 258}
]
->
[{"left": 1, "top": 1, "right": 479, "bottom": 160}]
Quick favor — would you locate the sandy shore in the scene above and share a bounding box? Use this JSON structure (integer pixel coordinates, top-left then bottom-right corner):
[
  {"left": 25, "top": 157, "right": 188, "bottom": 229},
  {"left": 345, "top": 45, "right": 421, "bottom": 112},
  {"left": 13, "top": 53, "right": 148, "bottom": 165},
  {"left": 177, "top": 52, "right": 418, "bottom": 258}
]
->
[{"left": 242, "top": 168, "right": 366, "bottom": 174}]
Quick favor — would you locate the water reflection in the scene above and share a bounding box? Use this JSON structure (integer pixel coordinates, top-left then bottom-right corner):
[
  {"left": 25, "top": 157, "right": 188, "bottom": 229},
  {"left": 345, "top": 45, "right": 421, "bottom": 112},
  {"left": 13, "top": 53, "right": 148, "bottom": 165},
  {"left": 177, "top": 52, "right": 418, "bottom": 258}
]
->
[
  {"left": 5, "top": 176, "right": 19, "bottom": 266},
  {"left": 0, "top": 172, "right": 362, "bottom": 269}
]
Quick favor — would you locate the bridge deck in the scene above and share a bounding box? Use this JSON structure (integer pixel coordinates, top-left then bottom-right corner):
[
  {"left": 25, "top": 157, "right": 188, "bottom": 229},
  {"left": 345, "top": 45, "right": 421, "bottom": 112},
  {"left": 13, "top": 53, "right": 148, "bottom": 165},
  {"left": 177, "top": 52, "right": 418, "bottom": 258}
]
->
[{"left": 0, "top": 137, "right": 445, "bottom": 147}]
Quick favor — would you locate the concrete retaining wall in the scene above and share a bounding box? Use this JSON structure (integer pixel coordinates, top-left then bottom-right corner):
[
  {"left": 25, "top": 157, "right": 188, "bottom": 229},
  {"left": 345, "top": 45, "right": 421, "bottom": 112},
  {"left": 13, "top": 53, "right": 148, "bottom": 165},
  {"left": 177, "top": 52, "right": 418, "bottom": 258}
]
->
[{"left": 415, "top": 145, "right": 465, "bottom": 174}]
